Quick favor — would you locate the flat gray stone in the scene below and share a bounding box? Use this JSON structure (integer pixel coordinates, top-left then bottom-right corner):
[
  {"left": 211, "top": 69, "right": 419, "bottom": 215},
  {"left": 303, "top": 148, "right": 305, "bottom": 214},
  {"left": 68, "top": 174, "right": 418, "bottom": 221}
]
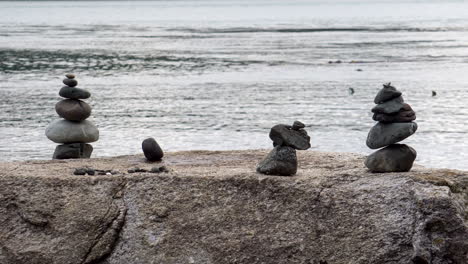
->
[
  {"left": 59, "top": 86, "right": 91, "bottom": 100},
  {"left": 366, "top": 122, "right": 418, "bottom": 149},
  {"left": 142, "top": 138, "right": 164, "bottom": 161},
  {"left": 269, "top": 124, "right": 310, "bottom": 150},
  {"left": 63, "top": 78, "right": 78, "bottom": 87},
  {"left": 365, "top": 144, "right": 417, "bottom": 172},
  {"left": 256, "top": 145, "right": 297, "bottom": 176},
  {"left": 53, "top": 143, "right": 93, "bottom": 159},
  {"left": 374, "top": 83, "right": 402, "bottom": 104},
  {"left": 371, "top": 96, "right": 404, "bottom": 114},
  {"left": 55, "top": 99, "right": 92, "bottom": 121},
  {"left": 46, "top": 119, "right": 99, "bottom": 143}
]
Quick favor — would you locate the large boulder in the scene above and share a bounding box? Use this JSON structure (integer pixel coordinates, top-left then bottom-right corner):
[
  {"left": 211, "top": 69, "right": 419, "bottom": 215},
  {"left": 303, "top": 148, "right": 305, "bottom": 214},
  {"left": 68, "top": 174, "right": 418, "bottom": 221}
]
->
[{"left": 0, "top": 150, "right": 466, "bottom": 264}]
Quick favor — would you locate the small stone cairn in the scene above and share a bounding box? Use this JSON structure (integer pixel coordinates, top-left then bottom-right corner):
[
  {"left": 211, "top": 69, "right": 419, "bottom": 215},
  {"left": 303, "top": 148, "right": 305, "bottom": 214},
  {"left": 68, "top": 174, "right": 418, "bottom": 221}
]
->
[
  {"left": 45, "top": 74, "right": 99, "bottom": 159},
  {"left": 257, "top": 121, "right": 311, "bottom": 176},
  {"left": 365, "top": 83, "right": 417, "bottom": 172}
]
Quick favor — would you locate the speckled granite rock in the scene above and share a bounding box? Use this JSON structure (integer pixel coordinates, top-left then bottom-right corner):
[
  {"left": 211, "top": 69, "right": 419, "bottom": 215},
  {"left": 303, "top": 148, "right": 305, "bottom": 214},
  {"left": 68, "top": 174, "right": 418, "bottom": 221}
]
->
[{"left": 0, "top": 150, "right": 466, "bottom": 264}]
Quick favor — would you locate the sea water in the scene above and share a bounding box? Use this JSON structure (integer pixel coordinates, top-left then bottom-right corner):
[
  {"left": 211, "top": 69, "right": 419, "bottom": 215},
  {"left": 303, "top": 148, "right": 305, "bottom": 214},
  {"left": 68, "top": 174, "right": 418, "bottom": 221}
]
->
[{"left": 0, "top": 0, "right": 467, "bottom": 170}]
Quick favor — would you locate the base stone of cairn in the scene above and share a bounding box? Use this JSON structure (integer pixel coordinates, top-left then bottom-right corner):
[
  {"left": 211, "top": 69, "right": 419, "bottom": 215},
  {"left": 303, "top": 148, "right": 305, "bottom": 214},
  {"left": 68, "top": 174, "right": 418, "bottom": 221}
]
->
[
  {"left": 45, "top": 74, "right": 99, "bottom": 159},
  {"left": 365, "top": 83, "right": 417, "bottom": 173},
  {"left": 257, "top": 121, "right": 310, "bottom": 176}
]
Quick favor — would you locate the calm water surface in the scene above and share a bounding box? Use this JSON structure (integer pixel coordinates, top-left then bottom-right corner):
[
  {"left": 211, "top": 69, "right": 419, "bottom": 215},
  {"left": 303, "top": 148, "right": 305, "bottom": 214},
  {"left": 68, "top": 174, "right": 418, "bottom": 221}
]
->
[{"left": 0, "top": 0, "right": 467, "bottom": 170}]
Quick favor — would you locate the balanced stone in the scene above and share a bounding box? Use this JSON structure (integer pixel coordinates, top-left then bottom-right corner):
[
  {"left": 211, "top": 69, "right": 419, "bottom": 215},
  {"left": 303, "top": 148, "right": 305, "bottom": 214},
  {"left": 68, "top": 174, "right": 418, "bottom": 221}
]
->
[
  {"left": 365, "top": 144, "right": 417, "bottom": 172},
  {"left": 371, "top": 96, "right": 404, "bottom": 114},
  {"left": 269, "top": 124, "right": 311, "bottom": 150},
  {"left": 374, "top": 83, "right": 402, "bottom": 104},
  {"left": 63, "top": 78, "right": 78, "bottom": 87},
  {"left": 55, "top": 99, "right": 91, "bottom": 121},
  {"left": 292, "top": 121, "right": 305, "bottom": 130},
  {"left": 142, "top": 138, "right": 164, "bottom": 161},
  {"left": 59, "top": 86, "right": 91, "bottom": 100},
  {"left": 366, "top": 122, "right": 418, "bottom": 149},
  {"left": 45, "top": 119, "right": 99, "bottom": 143},
  {"left": 53, "top": 143, "right": 93, "bottom": 159},
  {"left": 65, "top": 73, "right": 75, "bottom": 79},
  {"left": 256, "top": 146, "right": 297, "bottom": 176},
  {"left": 373, "top": 103, "right": 416, "bottom": 123}
]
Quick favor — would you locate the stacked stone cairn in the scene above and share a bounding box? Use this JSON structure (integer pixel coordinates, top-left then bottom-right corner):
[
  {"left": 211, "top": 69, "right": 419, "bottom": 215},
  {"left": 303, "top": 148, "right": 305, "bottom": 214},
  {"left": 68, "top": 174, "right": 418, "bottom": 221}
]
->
[
  {"left": 257, "top": 121, "right": 311, "bottom": 176},
  {"left": 365, "top": 83, "right": 417, "bottom": 172},
  {"left": 45, "top": 74, "right": 99, "bottom": 159}
]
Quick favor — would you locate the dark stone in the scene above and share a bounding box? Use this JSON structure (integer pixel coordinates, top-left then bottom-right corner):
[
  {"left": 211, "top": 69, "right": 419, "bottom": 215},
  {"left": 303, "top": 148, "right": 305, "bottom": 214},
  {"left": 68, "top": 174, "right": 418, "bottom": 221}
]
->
[
  {"left": 55, "top": 99, "right": 92, "bottom": 121},
  {"left": 292, "top": 121, "right": 305, "bottom": 130},
  {"left": 374, "top": 83, "right": 402, "bottom": 104},
  {"left": 373, "top": 103, "right": 416, "bottom": 123},
  {"left": 366, "top": 122, "right": 418, "bottom": 149},
  {"left": 73, "top": 168, "right": 87, "bottom": 175},
  {"left": 59, "top": 86, "right": 91, "bottom": 100},
  {"left": 65, "top": 73, "right": 75, "bottom": 79},
  {"left": 53, "top": 143, "right": 93, "bottom": 159},
  {"left": 256, "top": 146, "right": 297, "bottom": 176},
  {"left": 269, "top": 124, "right": 310, "bottom": 150},
  {"left": 142, "top": 138, "right": 164, "bottom": 161},
  {"left": 86, "top": 169, "right": 95, "bottom": 176},
  {"left": 63, "top": 78, "right": 78, "bottom": 87},
  {"left": 365, "top": 144, "right": 417, "bottom": 173},
  {"left": 371, "top": 96, "right": 404, "bottom": 114}
]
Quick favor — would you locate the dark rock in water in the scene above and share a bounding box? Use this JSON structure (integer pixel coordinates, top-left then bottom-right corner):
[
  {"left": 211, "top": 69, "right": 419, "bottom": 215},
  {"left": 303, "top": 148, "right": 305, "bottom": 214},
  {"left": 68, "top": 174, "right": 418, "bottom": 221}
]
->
[
  {"left": 63, "top": 78, "right": 78, "bottom": 87},
  {"left": 365, "top": 144, "right": 417, "bottom": 172},
  {"left": 142, "top": 138, "right": 164, "bottom": 161},
  {"left": 366, "top": 122, "right": 418, "bottom": 149},
  {"left": 53, "top": 143, "right": 93, "bottom": 159},
  {"left": 256, "top": 146, "right": 297, "bottom": 176},
  {"left": 374, "top": 83, "right": 402, "bottom": 104},
  {"left": 292, "top": 120, "right": 305, "bottom": 130},
  {"left": 46, "top": 119, "right": 99, "bottom": 143},
  {"left": 73, "top": 168, "right": 87, "bottom": 175},
  {"left": 65, "top": 73, "right": 75, "bottom": 79},
  {"left": 371, "top": 96, "right": 404, "bottom": 114},
  {"left": 55, "top": 99, "right": 92, "bottom": 121},
  {"left": 269, "top": 124, "right": 311, "bottom": 150},
  {"left": 59, "top": 86, "right": 91, "bottom": 100}
]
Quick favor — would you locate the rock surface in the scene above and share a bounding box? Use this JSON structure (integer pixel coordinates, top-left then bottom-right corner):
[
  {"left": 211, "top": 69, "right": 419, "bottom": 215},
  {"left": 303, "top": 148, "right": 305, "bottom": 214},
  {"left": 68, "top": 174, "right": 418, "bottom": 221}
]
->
[
  {"left": 55, "top": 99, "right": 92, "bottom": 121},
  {"left": 371, "top": 96, "right": 404, "bottom": 114},
  {"left": 256, "top": 146, "right": 297, "bottom": 176},
  {"left": 45, "top": 119, "right": 99, "bottom": 143},
  {"left": 367, "top": 122, "right": 418, "bottom": 149},
  {"left": 0, "top": 150, "right": 466, "bottom": 264},
  {"left": 374, "top": 83, "right": 402, "bottom": 104},
  {"left": 365, "top": 144, "right": 417, "bottom": 172}
]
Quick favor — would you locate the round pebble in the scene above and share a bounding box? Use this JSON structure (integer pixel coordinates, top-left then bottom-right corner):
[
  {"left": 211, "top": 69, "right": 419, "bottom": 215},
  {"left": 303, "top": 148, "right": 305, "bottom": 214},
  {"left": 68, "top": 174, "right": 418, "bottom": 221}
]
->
[
  {"left": 65, "top": 73, "right": 75, "bottom": 79},
  {"left": 142, "top": 138, "right": 164, "bottom": 161},
  {"left": 55, "top": 99, "right": 92, "bottom": 121},
  {"left": 59, "top": 86, "right": 91, "bottom": 99},
  {"left": 63, "top": 78, "right": 78, "bottom": 87}
]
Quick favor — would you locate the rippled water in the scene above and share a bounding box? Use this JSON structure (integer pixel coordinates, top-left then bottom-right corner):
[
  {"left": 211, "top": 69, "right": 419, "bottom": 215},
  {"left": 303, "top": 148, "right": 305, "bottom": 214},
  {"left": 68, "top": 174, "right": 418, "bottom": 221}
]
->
[{"left": 0, "top": 0, "right": 467, "bottom": 170}]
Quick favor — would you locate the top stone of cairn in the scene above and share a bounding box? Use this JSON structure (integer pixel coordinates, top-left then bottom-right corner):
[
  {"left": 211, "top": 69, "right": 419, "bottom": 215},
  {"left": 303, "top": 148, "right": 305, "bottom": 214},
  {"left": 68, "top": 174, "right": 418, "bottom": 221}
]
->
[
  {"left": 374, "top": 83, "right": 402, "bottom": 104},
  {"left": 63, "top": 74, "right": 78, "bottom": 87}
]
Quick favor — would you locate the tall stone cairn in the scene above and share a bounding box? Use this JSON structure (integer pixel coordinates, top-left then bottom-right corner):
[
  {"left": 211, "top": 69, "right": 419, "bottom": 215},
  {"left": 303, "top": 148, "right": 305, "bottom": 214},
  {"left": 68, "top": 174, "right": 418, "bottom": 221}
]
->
[
  {"left": 45, "top": 74, "right": 99, "bottom": 159},
  {"left": 365, "top": 83, "right": 417, "bottom": 172}
]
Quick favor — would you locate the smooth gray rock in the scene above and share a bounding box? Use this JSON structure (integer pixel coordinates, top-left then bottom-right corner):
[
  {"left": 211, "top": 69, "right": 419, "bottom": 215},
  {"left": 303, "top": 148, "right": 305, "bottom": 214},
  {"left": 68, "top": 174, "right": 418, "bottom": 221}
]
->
[
  {"left": 65, "top": 73, "right": 75, "bottom": 79},
  {"left": 371, "top": 96, "right": 404, "bottom": 114},
  {"left": 45, "top": 119, "right": 99, "bottom": 143},
  {"left": 142, "top": 138, "right": 164, "bottom": 161},
  {"left": 366, "top": 122, "right": 418, "bottom": 149},
  {"left": 269, "top": 124, "right": 310, "bottom": 150},
  {"left": 59, "top": 86, "right": 91, "bottom": 100},
  {"left": 256, "top": 145, "right": 297, "bottom": 176},
  {"left": 374, "top": 83, "right": 402, "bottom": 104},
  {"left": 53, "top": 143, "right": 93, "bottom": 159},
  {"left": 0, "top": 150, "right": 467, "bottom": 264},
  {"left": 365, "top": 144, "right": 417, "bottom": 172},
  {"left": 63, "top": 78, "right": 78, "bottom": 87},
  {"left": 55, "top": 99, "right": 92, "bottom": 121}
]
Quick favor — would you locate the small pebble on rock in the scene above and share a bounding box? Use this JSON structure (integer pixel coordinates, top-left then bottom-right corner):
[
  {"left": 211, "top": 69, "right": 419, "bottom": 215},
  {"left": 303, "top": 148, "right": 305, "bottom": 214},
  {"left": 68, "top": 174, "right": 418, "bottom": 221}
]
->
[
  {"left": 292, "top": 121, "right": 305, "bottom": 130},
  {"left": 65, "top": 73, "right": 75, "bottom": 79},
  {"left": 86, "top": 169, "right": 95, "bottom": 176},
  {"left": 63, "top": 78, "right": 78, "bottom": 87},
  {"left": 73, "top": 168, "right": 87, "bottom": 175}
]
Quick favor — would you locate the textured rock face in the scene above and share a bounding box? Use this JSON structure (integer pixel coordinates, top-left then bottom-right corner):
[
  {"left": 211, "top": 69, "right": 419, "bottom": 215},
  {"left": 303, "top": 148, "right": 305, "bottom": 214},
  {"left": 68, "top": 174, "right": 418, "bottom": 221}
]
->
[{"left": 0, "top": 150, "right": 466, "bottom": 264}]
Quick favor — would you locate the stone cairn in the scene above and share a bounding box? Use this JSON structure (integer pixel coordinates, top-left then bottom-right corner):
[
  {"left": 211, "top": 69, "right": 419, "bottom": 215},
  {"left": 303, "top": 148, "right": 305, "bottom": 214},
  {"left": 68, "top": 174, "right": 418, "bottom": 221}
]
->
[
  {"left": 45, "top": 74, "right": 99, "bottom": 159},
  {"left": 257, "top": 121, "right": 311, "bottom": 176},
  {"left": 365, "top": 83, "right": 417, "bottom": 172}
]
